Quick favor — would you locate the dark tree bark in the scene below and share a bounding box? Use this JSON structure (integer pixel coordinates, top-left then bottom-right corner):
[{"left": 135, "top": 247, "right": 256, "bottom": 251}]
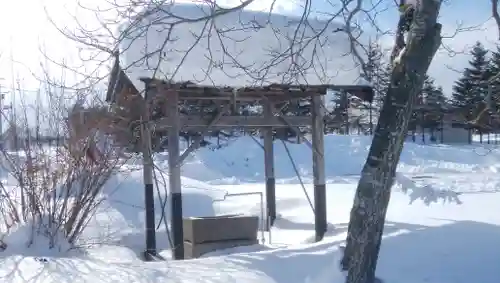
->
[
  {"left": 491, "top": 0, "right": 500, "bottom": 40},
  {"left": 342, "top": 1, "right": 442, "bottom": 283}
]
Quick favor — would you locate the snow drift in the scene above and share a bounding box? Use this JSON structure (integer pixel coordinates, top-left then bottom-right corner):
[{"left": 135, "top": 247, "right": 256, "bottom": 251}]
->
[
  {"left": 119, "top": 3, "right": 361, "bottom": 93},
  {"left": 182, "top": 134, "right": 500, "bottom": 183}
]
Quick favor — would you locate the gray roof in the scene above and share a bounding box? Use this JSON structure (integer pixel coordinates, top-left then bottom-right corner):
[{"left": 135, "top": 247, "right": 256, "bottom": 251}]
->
[{"left": 118, "top": 3, "right": 363, "bottom": 94}]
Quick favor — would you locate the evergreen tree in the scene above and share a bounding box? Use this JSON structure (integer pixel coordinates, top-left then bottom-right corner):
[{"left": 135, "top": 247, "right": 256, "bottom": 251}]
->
[
  {"left": 486, "top": 44, "right": 500, "bottom": 111},
  {"left": 451, "top": 41, "right": 489, "bottom": 120},
  {"left": 373, "top": 64, "right": 391, "bottom": 111},
  {"left": 362, "top": 41, "right": 390, "bottom": 111},
  {"left": 420, "top": 75, "right": 446, "bottom": 130},
  {"left": 422, "top": 75, "right": 446, "bottom": 109},
  {"left": 426, "top": 85, "right": 447, "bottom": 108},
  {"left": 409, "top": 74, "right": 430, "bottom": 132},
  {"left": 358, "top": 41, "right": 391, "bottom": 133},
  {"left": 329, "top": 90, "right": 350, "bottom": 134}
]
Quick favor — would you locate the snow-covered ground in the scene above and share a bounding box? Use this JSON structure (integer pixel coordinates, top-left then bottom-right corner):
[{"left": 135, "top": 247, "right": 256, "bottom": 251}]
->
[{"left": 2, "top": 134, "right": 500, "bottom": 283}]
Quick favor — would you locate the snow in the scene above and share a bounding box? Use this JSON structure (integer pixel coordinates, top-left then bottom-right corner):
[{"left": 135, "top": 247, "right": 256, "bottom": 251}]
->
[
  {"left": 2, "top": 134, "right": 500, "bottom": 282},
  {"left": 185, "top": 135, "right": 500, "bottom": 183},
  {"left": 119, "top": 3, "right": 362, "bottom": 93}
]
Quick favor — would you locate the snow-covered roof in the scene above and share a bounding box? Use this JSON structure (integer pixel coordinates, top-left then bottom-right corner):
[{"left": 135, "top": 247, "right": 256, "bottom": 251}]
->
[{"left": 118, "top": 3, "right": 363, "bottom": 94}]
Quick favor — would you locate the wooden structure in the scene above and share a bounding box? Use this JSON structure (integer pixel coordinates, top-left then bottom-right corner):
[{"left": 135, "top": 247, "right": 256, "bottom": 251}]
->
[
  {"left": 142, "top": 78, "right": 328, "bottom": 260},
  {"left": 106, "top": 59, "right": 374, "bottom": 260},
  {"left": 408, "top": 104, "right": 500, "bottom": 144},
  {"left": 183, "top": 215, "right": 259, "bottom": 259}
]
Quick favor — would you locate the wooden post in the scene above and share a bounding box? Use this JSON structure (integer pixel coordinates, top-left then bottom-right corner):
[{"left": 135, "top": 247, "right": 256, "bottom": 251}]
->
[
  {"left": 263, "top": 100, "right": 276, "bottom": 228},
  {"left": 344, "top": 91, "right": 349, "bottom": 134},
  {"left": 440, "top": 114, "right": 444, "bottom": 143},
  {"left": 167, "top": 89, "right": 184, "bottom": 260},
  {"left": 369, "top": 101, "right": 373, "bottom": 135},
  {"left": 311, "top": 95, "right": 327, "bottom": 241},
  {"left": 421, "top": 111, "right": 425, "bottom": 143},
  {"left": 142, "top": 82, "right": 157, "bottom": 260}
]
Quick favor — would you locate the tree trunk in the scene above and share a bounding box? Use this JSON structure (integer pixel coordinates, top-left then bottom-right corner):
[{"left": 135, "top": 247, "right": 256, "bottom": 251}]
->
[
  {"left": 491, "top": 0, "right": 500, "bottom": 40},
  {"left": 342, "top": 1, "right": 442, "bottom": 283}
]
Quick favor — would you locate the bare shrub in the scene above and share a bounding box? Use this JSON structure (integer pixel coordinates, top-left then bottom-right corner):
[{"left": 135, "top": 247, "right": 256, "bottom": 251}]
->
[{"left": 0, "top": 80, "right": 129, "bottom": 251}]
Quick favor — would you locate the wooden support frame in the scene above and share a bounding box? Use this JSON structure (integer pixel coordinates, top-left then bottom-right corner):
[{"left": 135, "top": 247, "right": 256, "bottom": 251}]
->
[
  {"left": 268, "top": 102, "right": 322, "bottom": 157},
  {"left": 118, "top": 78, "right": 374, "bottom": 104},
  {"left": 126, "top": 79, "right": 352, "bottom": 260},
  {"left": 166, "top": 89, "right": 184, "bottom": 260},
  {"left": 154, "top": 115, "right": 311, "bottom": 130},
  {"left": 178, "top": 108, "right": 225, "bottom": 165},
  {"left": 141, "top": 82, "right": 158, "bottom": 261},
  {"left": 267, "top": 102, "right": 305, "bottom": 143},
  {"left": 263, "top": 100, "right": 276, "bottom": 229},
  {"left": 311, "top": 95, "right": 327, "bottom": 242}
]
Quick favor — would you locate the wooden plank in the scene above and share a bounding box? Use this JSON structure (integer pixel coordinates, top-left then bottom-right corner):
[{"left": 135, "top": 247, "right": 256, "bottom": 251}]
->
[
  {"left": 131, "top": 78, "right": 374, "bottom": 103},
  {"left": 154, "top": 115, "right": 312, "bottom": 129},
  {"left": 175, "top": 92, "right": 324, "bottom": 101},
  {"left": 176, "top": 96, "right": 262, "bottom": 101}
]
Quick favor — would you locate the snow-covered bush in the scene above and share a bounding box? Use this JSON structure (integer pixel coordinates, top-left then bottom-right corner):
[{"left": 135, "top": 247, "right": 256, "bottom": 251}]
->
[{"left": 0, "top": 84, "right": 129, "bottom": 252}]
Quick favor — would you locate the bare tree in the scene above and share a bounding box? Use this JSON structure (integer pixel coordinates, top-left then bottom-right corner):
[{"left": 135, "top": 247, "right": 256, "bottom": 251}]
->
[
  {"left": 0, "top": 73, "right": 130, "bottom": 250},
  {"left": 341, "top": 0, "right": 442, "bottom": 282}
]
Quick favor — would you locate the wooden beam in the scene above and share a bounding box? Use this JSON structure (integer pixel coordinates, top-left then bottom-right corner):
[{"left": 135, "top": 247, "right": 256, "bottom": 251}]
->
[
  {"left": 178, "top": 96, "right": 260, "bottom": 101},
  {"left": 141, "top": 82, "right": 157, "bottom": 260},
  {"left": 154, "top": 116, "right": 312, "bottom": 129},
  {"left": 263, "top": 100, "right": 276, "bottom": 229},
  {"left": 268, "top": 104, "right": 321, "bottom": 154},
  {"left": 136, "top": 78, "right": 374, "bottom": 103},
  {"left": 311, "top": 95, "right": 327, "bottom": 242},
  {"left": 177, "top": 109, "right": 225, "bottom": 165},
  {"left": 166, "top": 90, "right": 184, "bottom": 260},
  {"left": 175, "top": 93, "right": 324, "bottom": 102}
]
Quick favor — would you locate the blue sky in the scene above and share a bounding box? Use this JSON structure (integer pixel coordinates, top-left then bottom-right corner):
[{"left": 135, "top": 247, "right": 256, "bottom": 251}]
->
[
  {"left": 303, "top": 0, "right": 491, "bottom": 31},
  {"left": 291, "top": 0, "right": 498, "bottom": 93}
]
